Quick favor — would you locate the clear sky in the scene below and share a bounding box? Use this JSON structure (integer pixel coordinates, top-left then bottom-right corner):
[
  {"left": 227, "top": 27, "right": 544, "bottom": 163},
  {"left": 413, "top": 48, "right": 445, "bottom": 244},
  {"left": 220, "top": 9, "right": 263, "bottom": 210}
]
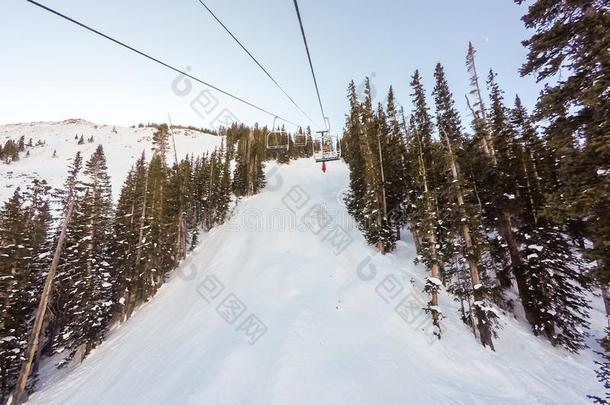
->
[{"left": 0, "top": 0, "right": 538, "bottom": 133}]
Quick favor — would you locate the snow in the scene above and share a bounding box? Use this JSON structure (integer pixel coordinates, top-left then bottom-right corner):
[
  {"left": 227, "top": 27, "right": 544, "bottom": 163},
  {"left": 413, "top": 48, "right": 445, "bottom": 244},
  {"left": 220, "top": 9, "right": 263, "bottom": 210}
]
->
[
  {"left": 428, "top": 305, "right": 443, "bottom": 314},
  {"left": 20, "top": 159, "right": 607, "bottom": 405},
  {"left": 0, "top": 120, "right": 224, "bottom": 202},
  {"left": 427, "top": 277, "right": 443, "bottom": 286}
]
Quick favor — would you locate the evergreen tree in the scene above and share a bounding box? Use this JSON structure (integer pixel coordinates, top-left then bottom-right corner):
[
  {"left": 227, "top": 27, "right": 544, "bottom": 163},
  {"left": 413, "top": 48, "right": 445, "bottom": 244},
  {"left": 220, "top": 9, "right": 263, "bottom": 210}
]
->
[
  {"left": 232, "top": 124, "right": 266, "bottom": 197},
  {"left": 510, "top": 96, "right": 592, "bottom": 351},
  {"left": 384, "top": 86, "right": 409, "bottom": 240},
  {"left": 152, "top": 124, "right": 170, "bottom": 162},
  {"left": 407, "top": 70, "right": 444, "bottom": 331},
  {"left": 49, "top": 149, "right": 115, "bottom": 361},
  {"left": 434, "top": 63, "right": 497, "bottom": 348},
  {"left": 465, "top": 42, "right": 496, "bottom": 161},
  {"left": 17, "top": 136, "right": 25, "bottom": 153},
  {"left": 111, "top": 154, "right": 149, "bottom": 320},
  {"left": 515, "top": 0, "right": 610, "bottom": 322},
  {"left": 0, "top": 181, "right": 51, "bottom": 402},
  {"left": 360, "top": 93, "right": 393, "bottom": 252},
  {"left": 78, "top": 146, "right": 114, "bottom": 352},
  {"left": 214, "top": 147, "right": 232, "bottom": 225},
  {"left": 3, "top": 140, "right": 18, "bottom": 163},
  {"left": 343, "top": 81, "right": 368, "bottom": 226}
]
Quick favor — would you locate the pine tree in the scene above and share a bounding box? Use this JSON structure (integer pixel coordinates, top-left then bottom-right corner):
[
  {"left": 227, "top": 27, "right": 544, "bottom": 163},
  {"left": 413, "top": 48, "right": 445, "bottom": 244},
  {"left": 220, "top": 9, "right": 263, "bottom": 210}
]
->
[
  {"left": 407, "top": 70, "right": 444, "bottom": 331},
  {"left": 352, "top": 79, "right": 390, "bottom": 252},
  {"left": 343, "top": 81, "right": 368, "bottom": 226},
  {"left": 152, "top": 124, "right": 170, "bottom": 163},
  {"left": 465, "top": 42, "right": 496, "bottom": 161},
  {"left": 483, "top": 70, "right": 529, "bottom": 293},
  {"left": 79, "top": 146, "right": 114, "bottom": 353},
  {"left": 232, "top": 124, "right": 266, "bottom": 197},
  {"left": 111, "top": 154, "right": 149, "bottom": 320},
  {"left": 510, "top": 96, "right": 592, "bottom": 351},
  {"left": 48, "top": 148, "right": 114, "bottom": 361},
  {"left": 17, "top": 136, "right": 25, "bottom": 153},
  {"left": 515, "top": 0, "right": 610, "bottom": 328},
  {"left": 0, "top": 182, "right": 51, "bottom": 403},
  {"left": 214, "top": 147, "right": 232, "bottom": 225},
  {"left": 384, "top": 86, "right": 409, "bottom": 240},
  {"left": 144, "top": 153, "right": 171, "bottom": 292},
  {"left": 434, "top": 63, "right": 497, "bottom": 348},
  {"left": 11, "top": 154, "right": 80, "bottom": 405},
  {"left": 3, "top": 140, "right": 18, "bottom": 163}
]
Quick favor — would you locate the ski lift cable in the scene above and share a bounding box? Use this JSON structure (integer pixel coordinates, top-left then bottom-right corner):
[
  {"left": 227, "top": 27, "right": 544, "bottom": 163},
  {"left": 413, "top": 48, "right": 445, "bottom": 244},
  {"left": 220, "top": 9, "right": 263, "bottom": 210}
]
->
[
  {"left": 25, "top": 0, "right": 301, "bottom": 127},
  {"left": 194, "top": 0, "right": 319, "bottom": 129},
  {"left": 292, "top": 0, "right": 327, "bottom": 127}
]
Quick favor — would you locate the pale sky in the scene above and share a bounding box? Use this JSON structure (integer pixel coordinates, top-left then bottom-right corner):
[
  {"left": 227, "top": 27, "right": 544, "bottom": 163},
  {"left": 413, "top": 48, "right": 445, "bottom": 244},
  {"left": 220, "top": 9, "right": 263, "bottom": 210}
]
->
[{"left": 1, "top": 0, "right": 538, "bottom": 133}]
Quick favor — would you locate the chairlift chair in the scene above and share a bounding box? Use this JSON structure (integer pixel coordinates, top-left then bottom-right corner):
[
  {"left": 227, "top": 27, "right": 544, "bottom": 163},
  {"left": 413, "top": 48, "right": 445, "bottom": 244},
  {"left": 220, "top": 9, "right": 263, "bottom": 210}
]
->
[
  {"left": 293, "top": 131, "right": 310, "bottom": 147},
  {"left": 313, "top": 132, "right": 340, "bottom": 163},
  {"left": 313, "top": 117, "right": 340, "bottom": 163},
  {"left": 266, "top": 117, "right": 290, "bottom": 151}
]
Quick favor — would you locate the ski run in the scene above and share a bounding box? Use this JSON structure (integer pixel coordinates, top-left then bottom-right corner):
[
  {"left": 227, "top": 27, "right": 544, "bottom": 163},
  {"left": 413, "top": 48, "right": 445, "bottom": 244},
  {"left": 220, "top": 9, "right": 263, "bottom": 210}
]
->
[{"left": 8, "top": 151, "right": 604, "bottom": 405}]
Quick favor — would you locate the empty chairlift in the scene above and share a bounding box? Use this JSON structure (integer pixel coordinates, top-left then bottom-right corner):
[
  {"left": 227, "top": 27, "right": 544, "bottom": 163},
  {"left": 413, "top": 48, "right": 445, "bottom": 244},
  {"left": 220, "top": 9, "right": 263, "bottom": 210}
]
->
[{"left": 266, "top": 117, "right": 290, "bottom": 151}]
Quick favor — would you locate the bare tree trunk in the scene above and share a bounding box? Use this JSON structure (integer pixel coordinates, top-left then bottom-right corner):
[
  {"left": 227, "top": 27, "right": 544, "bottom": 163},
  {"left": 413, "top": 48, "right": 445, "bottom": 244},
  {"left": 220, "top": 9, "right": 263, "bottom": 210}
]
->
[
  {"left": 244, "top": 130, "right": 255, "bottom": 196},
  {"left": 415, "top": 129, "right": 441, "bottom": 328},
  {"left": 411, "top": 225, "right": 422, "bottom": 253},
  {"left": 521, "top": 155, "right": 539, "bottom": 225},
  {"left": 376, "top": 129, "right": 388, "bottom": 217},
  {"left": 129, "top": 169, "right": 149, "bottom": 318},
  {"left": 441, "top": 130, "right": 494, "bottom": 349},
  {"left": 602, "top": 283, "right": 610, "bottom": 326},
  {"left": 375, "top": 128, "right": 389, "bottom": 254},
  {"left": 175, "top": 212, "right": 187, "bottom": 264},
  {"left": 11, "top": 199, "right": 75, "bottom": 405},
  {"left": 465, "top": 95, "right": 492, "bottom": 158},
  {"left": 465, "top": 51, "right": 497, "bottom": 163},
  {"left": 169, "top": 123, "right": 187, "bottom": 263},
  {"left": 470, "top": 172, "right": 484, "bottom": 214}
]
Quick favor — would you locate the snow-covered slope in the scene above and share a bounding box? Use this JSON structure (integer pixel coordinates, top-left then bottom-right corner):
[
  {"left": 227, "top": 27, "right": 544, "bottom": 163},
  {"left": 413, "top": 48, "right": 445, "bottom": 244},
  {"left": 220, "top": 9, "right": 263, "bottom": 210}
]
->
[
  {"left": 24, "top": 159, "right": 605, "bottom": 404},
  {"left": 0, "top": 120, "right": 223, "bottom": 202}
]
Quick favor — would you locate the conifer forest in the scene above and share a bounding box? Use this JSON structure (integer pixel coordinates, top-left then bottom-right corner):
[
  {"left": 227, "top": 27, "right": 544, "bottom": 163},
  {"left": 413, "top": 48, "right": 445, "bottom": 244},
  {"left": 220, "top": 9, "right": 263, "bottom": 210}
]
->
[{"left": 0, "top": 1, "right": 608, "bottom": 404}]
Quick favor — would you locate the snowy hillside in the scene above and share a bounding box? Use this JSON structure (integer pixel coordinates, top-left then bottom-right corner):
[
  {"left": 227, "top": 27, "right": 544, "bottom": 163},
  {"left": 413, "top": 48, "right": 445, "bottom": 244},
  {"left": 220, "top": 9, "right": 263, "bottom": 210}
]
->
[
  {"left": 24, "top": 159, "right": 606, "bottom": 405},
  {"left": 0, "top": 120, "right": 224, "bottom": 202}
]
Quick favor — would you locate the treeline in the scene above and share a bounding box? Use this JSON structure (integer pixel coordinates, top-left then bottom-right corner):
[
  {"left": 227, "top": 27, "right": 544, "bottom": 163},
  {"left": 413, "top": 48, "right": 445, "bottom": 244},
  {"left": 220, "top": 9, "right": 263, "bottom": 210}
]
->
[
  {"left": 0, "top": 136, "right": 45, "bottom": 163},
  {"left": 73, "top": 134, "right": 95, "bottom": 145},
  {"left": 134, "top": 122, "right": 218, "bottom": 136},
  {"left": 226, "top": 123, "right": 314, "bottom": 165},
  {"left": 341, "top": 2, "right": 608, "bottom": 385},
  {"left": 0, "top": 123, "right": 268, "bottom": 403},
  {"left": 343, "top": 37, "right": 604, "bottom": 357}
]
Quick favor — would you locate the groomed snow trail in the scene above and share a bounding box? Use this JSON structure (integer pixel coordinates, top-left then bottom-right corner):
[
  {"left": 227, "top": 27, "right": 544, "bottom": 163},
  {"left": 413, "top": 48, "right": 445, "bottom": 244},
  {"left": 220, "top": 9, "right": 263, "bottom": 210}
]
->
[{"left": 27, "top": 159, "right": 604, "bottom": 405}]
